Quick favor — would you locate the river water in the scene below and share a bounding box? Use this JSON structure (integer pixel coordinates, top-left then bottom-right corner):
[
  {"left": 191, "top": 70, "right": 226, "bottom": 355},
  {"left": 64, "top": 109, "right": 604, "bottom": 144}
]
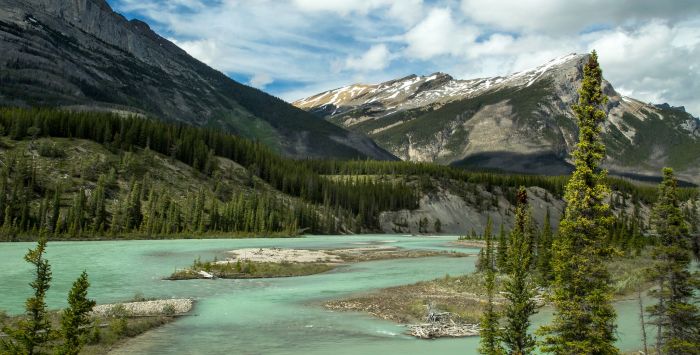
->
[{"left": 0, "top": 235, "right": 647, "bottom": 354}]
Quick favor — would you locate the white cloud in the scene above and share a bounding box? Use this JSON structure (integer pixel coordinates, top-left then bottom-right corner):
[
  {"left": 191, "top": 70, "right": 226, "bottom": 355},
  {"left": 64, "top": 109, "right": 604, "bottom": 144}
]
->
[
  {"left": 293, "top": 0, "right": 383, "bottom": 15},
  {"left": 170, "top": 38, "right": 218, "bottom": 66},
  {"left": 404, "top": 8, "right": 477, "bottom": 60},
  {"left": 112, "top": 0, "right": 700, "bottom": 116},
  {"left": 460, "top": 0, "right": 700, "bottom": 34},
  {"left": 345, "top": 44, "right": 392, "bottom": 71},
  {"left": 386, "top": 0, "right": 425, "bottom": 26},
  {"left": 588, "top": 21, "right": 700, "bottom": 114},
  {"left": 292, "top": 0, "right": 423, "bottom": 24},
  {"left": 249, "top": 73, "right": 273, "bottom": 88}
]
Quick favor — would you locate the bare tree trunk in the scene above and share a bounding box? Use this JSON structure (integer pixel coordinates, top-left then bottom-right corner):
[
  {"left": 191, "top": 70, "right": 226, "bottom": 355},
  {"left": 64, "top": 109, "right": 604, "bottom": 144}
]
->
[
  {"left": 656, "top": 278, "right": 664, "bottom": 354},
  {"left": 638, "top": 285, "right": 648, "bottom": 354}
]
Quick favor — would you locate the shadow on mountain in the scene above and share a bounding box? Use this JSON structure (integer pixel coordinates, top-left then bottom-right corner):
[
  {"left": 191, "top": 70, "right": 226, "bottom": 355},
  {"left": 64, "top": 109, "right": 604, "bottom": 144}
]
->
[
  {"left": 451, "top": 151, "right": 697, "bottom": 187},
  {"left": 450, "top": 151, "right": 574, "bottom": 176},
  {"left": 609, "top": 171, "right": 697, "bottom": 187}
]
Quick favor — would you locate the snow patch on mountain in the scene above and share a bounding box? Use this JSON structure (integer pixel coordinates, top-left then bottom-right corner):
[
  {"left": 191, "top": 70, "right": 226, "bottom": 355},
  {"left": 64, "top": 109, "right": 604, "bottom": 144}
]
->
[{"left": 294, "top": 53, "right": 582, "bottom": 116}]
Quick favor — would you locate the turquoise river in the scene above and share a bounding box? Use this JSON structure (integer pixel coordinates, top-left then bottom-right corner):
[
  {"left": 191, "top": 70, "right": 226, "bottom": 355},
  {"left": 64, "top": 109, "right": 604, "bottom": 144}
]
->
[{"left": 0, "top": 235, "right": 647, "bottom": 354}]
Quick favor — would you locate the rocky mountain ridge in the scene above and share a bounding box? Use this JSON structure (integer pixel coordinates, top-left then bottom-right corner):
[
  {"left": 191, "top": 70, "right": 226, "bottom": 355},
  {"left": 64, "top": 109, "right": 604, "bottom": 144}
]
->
[
  {"left": 295, "top": 54, "right": 586, "bottom": 118},
  {"left": 295, "top": 54, "right": 700, "bottom": 184},
  {"left": 0, "top": 0, "right": 396, "bottom": 160}
]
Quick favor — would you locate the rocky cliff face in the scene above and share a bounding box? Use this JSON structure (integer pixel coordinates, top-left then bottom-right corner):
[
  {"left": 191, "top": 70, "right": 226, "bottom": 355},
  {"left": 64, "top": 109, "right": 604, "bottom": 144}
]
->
[
  {"left": 0, "top": 0, "right": 396, "bottom": 160},
  {"left": 295, "top": 54, "right": 700, "bottom": 184}
]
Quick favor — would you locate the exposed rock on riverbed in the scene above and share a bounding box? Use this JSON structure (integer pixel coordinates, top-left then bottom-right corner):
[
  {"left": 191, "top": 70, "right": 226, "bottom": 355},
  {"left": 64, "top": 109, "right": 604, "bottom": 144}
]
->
[
  {"left": 223, "top": 248, "right": 342, "bottom": 264},
  {"left": 91, "top": 299, "right": 194, "bottom": 317}
]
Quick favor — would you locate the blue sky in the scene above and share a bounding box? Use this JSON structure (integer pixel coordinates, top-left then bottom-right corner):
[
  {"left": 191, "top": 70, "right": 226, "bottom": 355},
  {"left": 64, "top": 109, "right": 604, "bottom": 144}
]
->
[{"left": 108, "top": 0, "right": 700, "bottom": 116}]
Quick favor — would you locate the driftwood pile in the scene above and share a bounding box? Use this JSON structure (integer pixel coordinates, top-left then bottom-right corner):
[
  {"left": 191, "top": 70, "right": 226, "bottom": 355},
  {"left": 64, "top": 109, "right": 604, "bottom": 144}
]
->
[
  {"left": 406, "top": 306, "right": 479, "bottom": 339},
  {"left": 407, "top": 321, "right": 480, "bottom": 339}
]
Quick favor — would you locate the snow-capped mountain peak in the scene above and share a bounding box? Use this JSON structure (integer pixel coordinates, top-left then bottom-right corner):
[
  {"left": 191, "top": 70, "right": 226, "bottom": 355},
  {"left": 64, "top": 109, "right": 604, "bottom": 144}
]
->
[
  {"left": 294, "top": 53, "right": 700, "bottom": 184},
  {"left": 294, "top": 53, "right": 586, "bottom": 117}
]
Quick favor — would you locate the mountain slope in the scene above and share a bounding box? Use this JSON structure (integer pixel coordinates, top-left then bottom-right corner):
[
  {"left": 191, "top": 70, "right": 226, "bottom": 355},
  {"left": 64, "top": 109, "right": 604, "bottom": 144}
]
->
[
  {"left": 295, "top": 54, "right": 700, "bottom": 183},
  {"left": 0, "top": 0, "right": 395, "bottom": 160}
]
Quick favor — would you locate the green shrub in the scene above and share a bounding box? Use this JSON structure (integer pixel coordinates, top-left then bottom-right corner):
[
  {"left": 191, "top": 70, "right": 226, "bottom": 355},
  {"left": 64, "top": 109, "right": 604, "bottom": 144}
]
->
[
  {"left": 109, "top": 317, "right": 128, "bottom": 336},
  {"left": 131, "top": 292, "right": 147, "bottom": 302},
  {"left": 86, "top": 325, "right": 101, "bottom": 345},
  {"left": 162, "top": 304, "right": 176, "bottom": 316},
  {"left": 106, "top": 304, "right": 129, "bottom": 318},
  {"left": 37, "top": 141, "right": 65, "bottom": 158}
]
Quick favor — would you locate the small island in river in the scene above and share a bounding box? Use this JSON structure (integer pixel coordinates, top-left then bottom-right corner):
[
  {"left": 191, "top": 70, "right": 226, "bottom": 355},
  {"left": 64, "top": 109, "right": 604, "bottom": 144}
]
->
[{"left": 167, "top": 246, "right": 469, "bottom": 280}]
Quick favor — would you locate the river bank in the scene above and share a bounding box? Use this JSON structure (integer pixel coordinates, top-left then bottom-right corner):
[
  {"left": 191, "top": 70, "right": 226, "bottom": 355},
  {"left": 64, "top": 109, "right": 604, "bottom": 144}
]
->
[
  {"left": 325, "top": 250, "right": 652, "bottom": 339},
  {"left": 0, "top": 298, "right": 194, "bottom": 354}
]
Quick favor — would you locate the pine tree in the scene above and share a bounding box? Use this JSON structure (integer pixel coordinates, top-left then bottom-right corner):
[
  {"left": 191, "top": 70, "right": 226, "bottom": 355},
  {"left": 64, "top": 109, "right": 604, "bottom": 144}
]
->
[
  {"left": 0, "top": 167, "right": 7, "bottom": 226},
  {"left": 49, "top": 187, "right": 61, "bottom": 234},
  {"left": 479, "top": 217, "right": 504, "bottom": 355},
  {"left": 125, "top": 179, "right": 143, "bottom": 231},
  {"left": 496, "top": 223, "right": 508, "bottom": 272},
  {"left": 1, "top": 236, "right": 53, "bottom": 354},
  {"left": 646, "top": 168, "right": 700, "bottom": 354},
  {"left": 434, "top": 218, "right": 442, "bottom": 233},
  {"left": 484, "top": 217, "right": 495, "bottom": 270},
  {"left": 537, "top": 208, "right": 554, "bottom": 284},
  {"left": 90, "top": 175, "right": 108, "bottom": 232},
  {"left": 56, "top": 271, "right": 96, "bottom": 355},
  {"left": 539, "top": 51, "right": 618, "bottom": 354},
  {"left": 502, "top": 187, "right": 537, "bottom": 354},
  {"left": 476, "top": 248, "right": 487, "bottom": 272}
]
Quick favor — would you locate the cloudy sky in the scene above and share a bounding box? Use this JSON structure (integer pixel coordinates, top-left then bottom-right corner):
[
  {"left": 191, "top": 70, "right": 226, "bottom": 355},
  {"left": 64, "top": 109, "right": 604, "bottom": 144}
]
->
[{"left": 109, "top": 0, "right": 700, "bottom": 116}]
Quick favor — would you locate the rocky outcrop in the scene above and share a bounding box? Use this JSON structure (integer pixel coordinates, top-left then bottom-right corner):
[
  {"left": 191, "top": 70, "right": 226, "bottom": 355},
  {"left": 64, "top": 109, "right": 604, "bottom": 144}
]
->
[
  {"left": 0, "top": 0, "right": 395, "bottom": 160},
  {"left": 379, "top": 186, "right": 564, "bottom": 235}
]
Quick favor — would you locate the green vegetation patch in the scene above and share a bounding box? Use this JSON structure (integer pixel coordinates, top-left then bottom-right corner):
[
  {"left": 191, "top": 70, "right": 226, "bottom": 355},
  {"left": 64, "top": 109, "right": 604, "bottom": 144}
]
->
[
  {"left": 0, "top": 306, "right": 179, "bottom": 355},
  {"left": 167, "top": 258, "right": 336, "bottom": 280}
]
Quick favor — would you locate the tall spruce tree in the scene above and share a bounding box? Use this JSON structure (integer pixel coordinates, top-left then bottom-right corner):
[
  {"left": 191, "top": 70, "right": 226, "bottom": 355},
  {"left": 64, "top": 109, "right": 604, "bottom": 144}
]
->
[
  {"left": 49, "top": 187, "right": 60, "bottom": 234},
  {"left": 479, "top": 217, "right": 504, "bottom": 355},
  {"left": 1, "top": 236, "right": 53, "bottom": 354},
  {"left": 484, "top": 217, "right": 495, "bottom": 270},
  {"left": 537, "top": 209, "right": 554, "bottom": 284},
  {"left": 56, "top": 271, "right": 96, "bottom": 355},
  {"left": 539, "top": 51, "right": 618, "bottom": 354},
  {"left": 502, "top": 187, "right": 537, "bottom": 354},
  {"left": 646, "top": 168, "right": 700, "bottom": 354},
  {"left": 496, "top": 223, "right": 508, "bottom": 272},
  {"left": 125, "top": 179, "right": 142, "bottom": 231}
]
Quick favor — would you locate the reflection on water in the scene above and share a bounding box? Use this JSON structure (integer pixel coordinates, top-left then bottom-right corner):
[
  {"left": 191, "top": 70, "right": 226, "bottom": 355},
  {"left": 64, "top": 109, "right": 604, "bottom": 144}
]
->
[{"left": 0, "top": 235, "right": 645, "bottom": 354}]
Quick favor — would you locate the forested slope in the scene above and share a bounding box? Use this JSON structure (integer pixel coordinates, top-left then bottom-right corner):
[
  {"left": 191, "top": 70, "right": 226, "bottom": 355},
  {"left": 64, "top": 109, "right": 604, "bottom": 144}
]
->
[{"left": 0, "top": 108, "right": 696, "bottom": 240}]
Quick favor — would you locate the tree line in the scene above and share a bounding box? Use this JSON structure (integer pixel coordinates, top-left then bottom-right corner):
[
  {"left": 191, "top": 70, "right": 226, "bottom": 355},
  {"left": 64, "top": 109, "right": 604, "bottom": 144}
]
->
[
  {"left": 302, "top": 158, "right": 698, "bottom": 206},
  {"left": 0, "top": 152, "right": 362, "bottom": 238},
  {"left": 0, "top": 107, "right": 418, "bottom": 233}
]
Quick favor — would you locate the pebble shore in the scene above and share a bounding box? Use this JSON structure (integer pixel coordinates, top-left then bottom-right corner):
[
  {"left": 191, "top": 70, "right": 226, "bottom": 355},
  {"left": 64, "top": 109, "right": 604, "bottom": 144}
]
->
[{"left": 91, "top": 299, "right": 194, "bottom": 317}]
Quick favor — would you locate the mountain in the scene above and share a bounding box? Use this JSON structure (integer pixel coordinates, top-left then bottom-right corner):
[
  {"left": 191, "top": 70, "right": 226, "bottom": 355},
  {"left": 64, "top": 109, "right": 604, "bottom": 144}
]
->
[
  {"left": 0, "top": 0, "right": 395, "bottom": 160},
  {"left": 295, "top": 53, "right": 700, "bottom": 184}
]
